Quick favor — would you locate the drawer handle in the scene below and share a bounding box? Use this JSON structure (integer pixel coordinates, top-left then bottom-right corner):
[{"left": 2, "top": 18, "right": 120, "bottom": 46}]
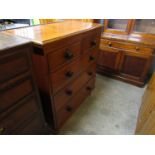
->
[
  {"left": 65, "top": 71, "right": 74, "bottom": 78},
  {"left": 0, "top": 127, "right": 5, "bottom": 133},
  {"left": 108, "top": 42, "right": 112, "bottom": 47},
  {"left": 88, "top": 72, "right": 93, "bottom": 76},
  {"left": 135, "top": 47, "right": 140, "bottom": 50},
  {"left": 90, "top": 40, "right": 97, "bottom": 48},
  {"left": 64, "top": 50, "right": 74, "bottom": 59},
  {"left": 89, "top": 56, "right": 95, "bottom": 61},
  {"left": 86, "top": 86, "right": 92, "bottom": 91},
  {"left": 66, "top": 105, "right": 73, "bottom": 112},
  {"left": 66, "top": 89, "right": 73, "bottom": 96}
]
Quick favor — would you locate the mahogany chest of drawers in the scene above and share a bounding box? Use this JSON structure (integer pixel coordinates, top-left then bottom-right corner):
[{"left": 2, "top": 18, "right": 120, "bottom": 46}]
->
[
  {"left": 4, "top": 21, "right": 102, "bottom": 132},
  {"left": 0, "top": 34, "right": 48, "bottom": 134}
]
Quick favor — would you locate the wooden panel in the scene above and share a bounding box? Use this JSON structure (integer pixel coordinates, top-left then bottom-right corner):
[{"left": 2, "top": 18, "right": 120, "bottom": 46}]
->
[
  {"left": 0, "top": 75, "right": 33, "bottom": 113},
  {"left": 97, "top": 46, "right": 122, "bottom": 71},
  {"left": 135, "top": 73, "right": 155, "bottom": 134},
  {"left": 120, "top": 51, "right": 152, "bottom": 81},
  {"left": 0, "top": 49, "right": 30, "bottom": 83},
  {"left": 54, "top": 64, "right": 96, "bottom": 112},
  {"left": 48, "top": 41, "right": 81, "bottom": 71},
  {"left": 56, "top": 78, "right": 95, "bottom": 129},
  {"left": 0, "top": 95, "right": 39, "bottom": 135},
  {"left": 51, "top": 58, "right": 82, "bottom": 94}
]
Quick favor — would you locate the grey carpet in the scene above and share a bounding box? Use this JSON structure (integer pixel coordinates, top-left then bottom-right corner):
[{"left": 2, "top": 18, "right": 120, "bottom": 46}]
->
[{"left": 60, "top": 74, "right": 145, "bottom": 135}]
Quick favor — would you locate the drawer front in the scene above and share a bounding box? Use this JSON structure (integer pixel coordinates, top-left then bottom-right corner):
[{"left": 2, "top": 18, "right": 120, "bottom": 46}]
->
[
  {"left": 82, "top": 50, "right": 98, "bottom": 70},
  {"left": 0, "top": 48, "right": 30, "bottom": 83},
  {"left": 0, "top": 76, "right": 34, "bottom": 113},
  {"left": 101, "top": 39, "right": 153, "bottom": 54},
  {"left": 54, "top": 64, "right": 96, "bottom": 112},
  {"left": 56, "top": 78, "right": 95, "bottom": 129},
  {"left": 82, "top": 29, "right": 101, "bottom": 55},
  {"left": 48, "top": 41, "right": 81, "bottom": 71},
  {"left": 51, "top": 58, "right": 82, "bottom": 94},
  {"left": 13, "top": 114, "right": 46, "bottom": 135},
  {"left": 0, "top": 95, "right": 39, "bottom": 135}
]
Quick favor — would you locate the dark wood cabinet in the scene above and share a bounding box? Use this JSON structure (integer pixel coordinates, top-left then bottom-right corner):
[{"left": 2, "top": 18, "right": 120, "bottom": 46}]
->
[
  {"left": 0, "top": 34, "right": 49, "bottom": 135},
  {"left": 97, "top": 19, "right": 155, "bottom": 87},
  {"left": 4, "top": 21, "right": 102, "bottom": 132}
]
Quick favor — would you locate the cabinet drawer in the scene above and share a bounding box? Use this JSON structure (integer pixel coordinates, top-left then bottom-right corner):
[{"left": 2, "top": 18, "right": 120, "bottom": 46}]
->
[
  {"left": 0, "top": 76, "right": 34, "bottom": 113},
  {"left": 0, "top": 95, "right": 39, "bottom": 135},
  {"left": 51, "top": 58, "right": 82, "bottom": 94},
  {"left": 54, "top": 64, "right": 96, "bottom": 112},
  {"left": 82, "top": 50, "right": 98, "bottom": 70},
  {"left": 13, "top": 114, "right": 46, "bottom": 135},
  {"left": 0, "top": 48, "right": 30, "bottom": 83},
  {"left": 48, "top": 41, "right": 81, "bottom": 71},
  {"left": 56, "top": 78, "right": 95, "bottom": 128},
  {"left": 101, "top": 39, "right": 153, "bottom": 54},
  {"left": 82, "top": 30, "right": 101, "bottom": 55}
]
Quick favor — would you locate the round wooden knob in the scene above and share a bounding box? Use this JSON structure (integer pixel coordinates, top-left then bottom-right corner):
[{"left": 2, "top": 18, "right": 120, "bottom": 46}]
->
[
  {"left": 89, "top": 56, "right": 95, "bottom": 61},
  {"left": 65, "top": 71, "right": 74, "bottom": 78},
  {"left": 88, "top": 72, "right": 93, "bottom": 76},
  {"left": 64, "top": 50, "right": 73, "bottom": 59},
  {"left": 86, "top": 86, "right": 92, "bottom": 91},
  {"left": 66, "top": 89, "right": 73, "bottom": 96},
  {"left": 90, "top": 40, "right": 97, "bottom": 47},
  {"left": 66, "top": 106, "right": 73, "bottom": 112}
]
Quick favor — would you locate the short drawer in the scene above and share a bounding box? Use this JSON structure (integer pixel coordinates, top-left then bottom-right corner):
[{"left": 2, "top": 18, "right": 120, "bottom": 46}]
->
[
  {"left": 54, "top": 64, "right": 96, "bottom": 112},
  {"left": 0, "top": 48, "right": 30, "bottom": 83},
  {"left": 0, "top": 95, "right": 39, "bottom": 135},
  {"left": 51, "top": 58, "right": 82, "bottom": 94},
  {"left": 101, "top": 39, "right": 153, "bottom": 54},
  {"left": 82, "top": 50, "right": 98, "bottom": 70},
  {"left": 48, "top": 41, "right": 81, "bottom": 71},
  {"left": 0, "top": 76, "right": 34, "bottom": 113},
  {"left": 55, "top": 78, "right": 95, "bottom": 128},
  {"left": 82, "top": 30, "right": 101, "bottom": 55}
]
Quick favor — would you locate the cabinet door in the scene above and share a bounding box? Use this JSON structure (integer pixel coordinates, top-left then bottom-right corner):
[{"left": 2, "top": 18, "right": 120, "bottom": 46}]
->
[
  {"left": 135, "top": 73, "right": 155, "bottom": 134},
  {"left": 97, "top": 46, "right": 122, "bottom": 72},
  {"left": 120, "top": 50, "right": 152, "bottom": 81}
]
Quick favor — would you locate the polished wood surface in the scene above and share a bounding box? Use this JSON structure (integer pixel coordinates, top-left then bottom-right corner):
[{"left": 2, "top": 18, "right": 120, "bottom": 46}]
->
[
  {"left": 0, "top": 34, "right": 49, "bottom": 135},
  {"left": 3, "top": 21, "right": 101, "bottom": 45},
  {"left": 136, "top": 72, "right": 155, "bottom": 134}
]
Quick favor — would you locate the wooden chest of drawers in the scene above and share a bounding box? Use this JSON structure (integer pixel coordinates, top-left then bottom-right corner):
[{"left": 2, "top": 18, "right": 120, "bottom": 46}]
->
[
  {"left": 97, "top": 34, "right": 154, "bottom": 87},
  {"left": 3, "top": 21, "right": 102, "bottom": 131},
  {"left": 0, "top": 34, "right": 49, "bottom": 135}
]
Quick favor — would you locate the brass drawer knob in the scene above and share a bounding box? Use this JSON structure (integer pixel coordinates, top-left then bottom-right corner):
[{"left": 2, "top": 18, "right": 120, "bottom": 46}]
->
[
  {"left": 135, "top": 47, "right": 140, "bottom": 50},
  {"left": 108, "top": 42, "right": 112, "bottom": 47},
  {"left": 0, "top": 127, "right": 5, "bottom": 133},
  {"left": 64, "top": 50, "right": 74, "bottom": 59}
]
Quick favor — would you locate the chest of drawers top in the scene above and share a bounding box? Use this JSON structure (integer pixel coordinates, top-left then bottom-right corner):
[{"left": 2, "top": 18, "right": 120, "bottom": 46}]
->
[
  {"left": 0, "top": 33, "right": 31, "bottom": 52},
  {"left": 3, "top": 21, "right": 102, "bottom": 46}
]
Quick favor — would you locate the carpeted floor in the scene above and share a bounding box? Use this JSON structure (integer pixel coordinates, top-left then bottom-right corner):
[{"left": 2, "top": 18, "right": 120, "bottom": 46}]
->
[{"left": 60, "top": 74, "right": 146, "bottom": 135}]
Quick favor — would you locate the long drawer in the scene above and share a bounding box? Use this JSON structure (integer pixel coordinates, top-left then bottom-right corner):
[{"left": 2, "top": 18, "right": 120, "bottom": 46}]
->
[
  {"left": 101, "top": 39, "right": 153, "bottom": 54},
  {"left": 51, "top": 58, "right": 82, "bottom": 94},
  {"left": 0, "top": 95, "right": 39, "bottom": 135},
  {"left": 48, "top": 41, "right": 81, "bottom": 71},
  {"left": 0, "top": 75, "right": 34, "bottom": 113},
  {"left": 55, "top": 78, "right": 95, "bottom": 129},
  {"left": 0, "top": 48, "right": 30, "bottom": 83},
  {"left": 54, "top": 63, "right": 96, "bottom": 112}
]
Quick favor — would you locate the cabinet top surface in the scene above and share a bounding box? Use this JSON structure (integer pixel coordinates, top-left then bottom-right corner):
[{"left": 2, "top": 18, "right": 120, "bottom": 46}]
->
[
  {"left": 3, "top": 21, "right": 102, "bottom": 45},
  {"left": 0, "top": 33, "right": 30, "bottom": 51}
]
